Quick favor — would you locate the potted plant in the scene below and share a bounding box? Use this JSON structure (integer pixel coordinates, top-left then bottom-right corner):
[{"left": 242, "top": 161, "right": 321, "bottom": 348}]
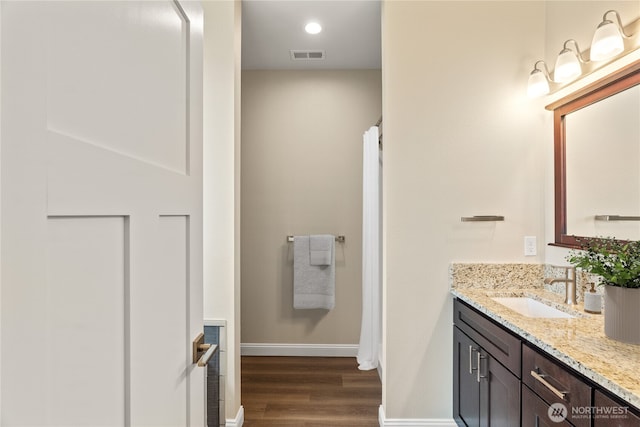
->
[{"left": 567, "top": 236, "right": 640, "bottom": 344}]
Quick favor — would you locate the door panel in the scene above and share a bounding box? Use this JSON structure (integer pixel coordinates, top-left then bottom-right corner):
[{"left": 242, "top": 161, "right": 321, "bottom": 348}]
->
[
  {"left": 131, "top": 215, "right": 189, "bottom": 426},
  {"left": 480, "top": 353, "right": 520, "bottom": 427},
  {"left": 45, "top": 1, "right": 189, "bottom": 174},
  {"left": 1, "top": 1, "right": 204, "bottom": 425},
  {"left": 46, "top": 216, "right": 127, "bottom": 426}
]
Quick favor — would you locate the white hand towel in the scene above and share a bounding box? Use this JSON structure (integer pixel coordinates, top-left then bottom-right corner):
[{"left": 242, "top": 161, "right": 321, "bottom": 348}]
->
[
  {"left": 293, "top": 236, "right": 335, "bottom": 310},
  {"left": 309, "top": 234, "right": 334, "bottom": 266}
]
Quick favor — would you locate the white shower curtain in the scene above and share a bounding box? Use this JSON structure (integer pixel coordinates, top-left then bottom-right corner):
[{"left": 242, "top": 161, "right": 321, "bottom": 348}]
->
[{"left": 357, "top": 126, "right": 381, "bottom": 371}]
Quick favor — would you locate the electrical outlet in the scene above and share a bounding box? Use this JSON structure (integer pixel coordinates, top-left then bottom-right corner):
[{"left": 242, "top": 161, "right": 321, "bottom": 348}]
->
[{"left": 524, "top": 236, "right": 537, "bottom": 256}]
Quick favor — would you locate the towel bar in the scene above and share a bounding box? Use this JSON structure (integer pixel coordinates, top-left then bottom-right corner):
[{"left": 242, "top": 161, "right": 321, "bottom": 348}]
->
[
  {"left": 461, "top": 215, "right": 505, "bottom": 222},
  {"left": 595, "top": 215, "right": 640, "bottom": 221},
  {"left": 287, "top": 235, "right": 345, "bottom": 243}
]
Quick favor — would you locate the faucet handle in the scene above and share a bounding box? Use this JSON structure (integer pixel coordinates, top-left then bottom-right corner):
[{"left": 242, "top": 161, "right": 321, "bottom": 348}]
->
[{"left": 547, "top": 264, "right": 575, "bottom": 278}]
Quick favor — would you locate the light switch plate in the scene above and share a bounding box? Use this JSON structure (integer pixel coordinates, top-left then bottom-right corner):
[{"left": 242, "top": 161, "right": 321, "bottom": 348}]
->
[{"left": 524, "top": 236, "right": 537, "bottom": 256}]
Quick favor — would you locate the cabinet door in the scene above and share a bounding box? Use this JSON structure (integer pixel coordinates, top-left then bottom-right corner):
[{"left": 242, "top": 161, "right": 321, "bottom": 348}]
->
[
  {"left": 522, "top": 384, "right": 573, "bottom": 427},
  {"left": 479, "top": 351, "right": 520, "bottom": 427},
  {"left": 594, "top": 390, "right": 640, "bottom": 427},
  {"left": 454, "top": 327, "right": 481, "bottom": 427}
]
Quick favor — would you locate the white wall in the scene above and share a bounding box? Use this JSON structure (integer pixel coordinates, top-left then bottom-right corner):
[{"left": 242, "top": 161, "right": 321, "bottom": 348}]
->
[
  {"left": 202, "top": 0, "right": 242, "bottom": 421},
  {"left": 382, "top": 1, "right": 546, "bottom": 420}
]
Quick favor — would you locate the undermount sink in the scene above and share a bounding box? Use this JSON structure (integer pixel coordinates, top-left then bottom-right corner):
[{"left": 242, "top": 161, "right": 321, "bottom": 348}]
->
[{"left": 491, "top": 297, "right": 576, "bottom": 318}]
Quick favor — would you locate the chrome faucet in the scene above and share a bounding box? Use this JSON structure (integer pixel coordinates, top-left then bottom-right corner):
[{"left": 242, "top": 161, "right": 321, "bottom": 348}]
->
[{"left": 544, "top": 266, "right": 577, "bottom": 305}]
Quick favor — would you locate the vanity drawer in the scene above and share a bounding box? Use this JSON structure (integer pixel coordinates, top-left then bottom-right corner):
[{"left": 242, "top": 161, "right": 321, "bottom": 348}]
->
[
  {"left": 593, "top": 390, "right": 640, "bottom": 427},
  {"left": 522, "top": 383, "right": 573, "bottom": 427},
  {"left": 453, "top": 299, "right": 521, "bottom": 377},
  {"left": 523, "top": 344, "right": 591, "bottom": 427}
]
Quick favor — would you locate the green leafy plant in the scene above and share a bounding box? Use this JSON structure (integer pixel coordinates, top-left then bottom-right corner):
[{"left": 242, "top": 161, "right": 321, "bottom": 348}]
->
[{"left": 567, "top": 236, "right": 640, "bottom": 288}]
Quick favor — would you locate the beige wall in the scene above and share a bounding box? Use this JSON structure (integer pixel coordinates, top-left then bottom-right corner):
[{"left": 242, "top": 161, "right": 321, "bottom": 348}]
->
[
  {"left": 241, "top": 70, "right": 381, "bottom": 345},
  {"left": 382, "top": 1, "right": 546, "bottom": 420}
]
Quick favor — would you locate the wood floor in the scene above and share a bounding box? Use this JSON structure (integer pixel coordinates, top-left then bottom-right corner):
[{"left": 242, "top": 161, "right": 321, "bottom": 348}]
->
[{"left": 241, "top": 356, "right": 382, "bottom": 427}]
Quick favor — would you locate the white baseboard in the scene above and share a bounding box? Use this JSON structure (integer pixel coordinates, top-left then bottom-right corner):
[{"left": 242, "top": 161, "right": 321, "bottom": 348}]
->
[
  {"left": 225, "top": 405, "right": 244, "bottom": 427},
  {"left": 378, "top": 405, "right": 457, "bottom": 427},
  {"left": 241, "top": 343, "right": 358, "bottom": 357}
]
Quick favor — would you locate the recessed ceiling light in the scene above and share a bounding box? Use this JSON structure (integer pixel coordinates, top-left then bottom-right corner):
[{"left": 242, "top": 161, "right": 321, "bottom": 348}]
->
[{"left": 305, "top": 22, "right": 322, "bottom": 35}]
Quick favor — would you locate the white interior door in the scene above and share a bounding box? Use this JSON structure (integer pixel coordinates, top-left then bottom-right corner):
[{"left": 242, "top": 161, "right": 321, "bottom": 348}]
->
[{"left": 1, "top": 1, "right": 204, "bottom": 425}]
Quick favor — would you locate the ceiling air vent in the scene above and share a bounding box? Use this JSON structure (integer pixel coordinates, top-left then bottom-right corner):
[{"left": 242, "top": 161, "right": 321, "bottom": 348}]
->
[{"left": 290, "top": 50, "right": 326, "bottom": 61}]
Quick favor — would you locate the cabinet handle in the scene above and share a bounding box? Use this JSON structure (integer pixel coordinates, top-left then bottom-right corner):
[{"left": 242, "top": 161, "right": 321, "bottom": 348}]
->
[
  {"left": 469, "top": 345, "right": 478, "bottom": 374},
  {"left": 477, "top": 352, "right": 487, "bottom": 382},
  {"left": 530, "top": 369, "right": 568, "bottom": 400}
]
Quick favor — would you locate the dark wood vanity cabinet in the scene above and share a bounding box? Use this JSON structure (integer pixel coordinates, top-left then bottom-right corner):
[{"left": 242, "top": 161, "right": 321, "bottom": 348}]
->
[
  {"left": 593, "top": 390, "right": 640, "bottom": 427},
  {"left": 522, "top": 344, "right": 592, "bottom": 427},
  {"left": 453, "top": 298, "right": 640, "bottom": 427},
  {"left": 481, "top": 349, "right": 521, "bottom": 426},
  {"left": 522, "top": 384, "right": 573, "bottom": 427},
  {"left": 454, "top": 328, "right": 481, "bottom": 427},
  {"left": 453, "top": 300, "right": 521, "bottom": 427},
  {"left": 453, "top": 328, "right": 520, "bottom": 427}
]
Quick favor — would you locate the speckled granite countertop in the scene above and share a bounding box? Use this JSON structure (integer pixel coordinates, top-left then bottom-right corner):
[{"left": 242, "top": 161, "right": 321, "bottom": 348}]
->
[{"left": 451, "top": 287, "right": 640, "bottom": 410}]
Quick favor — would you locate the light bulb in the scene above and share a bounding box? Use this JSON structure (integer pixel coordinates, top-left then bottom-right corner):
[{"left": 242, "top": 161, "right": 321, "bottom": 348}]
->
[
  {"left": 305, "top": 22, "right": 322, "bottom": 35},
  {"left": 591, "top": 21, "right": 624, "bottom": 61},
  {"left": 527, "top": 69, "right": 550, "bottom": 98},
  {"left": 554, "top": 49, "right": 582, "bottom": 83}
]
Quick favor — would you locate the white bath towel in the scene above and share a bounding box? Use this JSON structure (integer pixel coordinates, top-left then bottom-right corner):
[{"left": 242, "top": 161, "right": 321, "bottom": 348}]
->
[
  {"left": 293, "top": 235, "right": 335, "bottom": 310},
  {"left": 309, "top": 234, "right": 334, "bottom": 266}
]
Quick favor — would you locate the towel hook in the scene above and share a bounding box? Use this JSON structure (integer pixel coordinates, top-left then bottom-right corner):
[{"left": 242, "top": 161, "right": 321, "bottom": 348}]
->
[{"left": 287, "top": 235, "right": 345, "bottom": 243}]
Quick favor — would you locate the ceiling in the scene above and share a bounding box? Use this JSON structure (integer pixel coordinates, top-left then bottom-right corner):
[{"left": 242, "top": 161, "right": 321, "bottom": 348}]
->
[{"left": 241, "top": 0, "right": 381, "bottom": 70}]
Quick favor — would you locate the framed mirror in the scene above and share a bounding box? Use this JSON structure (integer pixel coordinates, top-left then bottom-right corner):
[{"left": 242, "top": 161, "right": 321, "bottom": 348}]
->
[{"left": 548, "top": 60, "right": 640, "bottom": 248}]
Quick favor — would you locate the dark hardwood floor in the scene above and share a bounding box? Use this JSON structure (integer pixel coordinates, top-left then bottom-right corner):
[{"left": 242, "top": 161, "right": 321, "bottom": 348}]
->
[{"left": 241, "top": 356, "right": 381, "bottom": 426}]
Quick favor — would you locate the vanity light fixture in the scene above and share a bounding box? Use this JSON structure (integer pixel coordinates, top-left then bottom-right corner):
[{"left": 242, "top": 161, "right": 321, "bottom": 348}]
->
[
  {"left": 554, "top": 39, "right": 588, "bottom": 83},
  {"left": 590, "top": 10, "right": 632, "bottom": 61},
  {"left": 527, "top": 60, "right": 552, "bottom": 98},
  {"left": 527, "top": 9, "right": 635, "bottom": 97}
]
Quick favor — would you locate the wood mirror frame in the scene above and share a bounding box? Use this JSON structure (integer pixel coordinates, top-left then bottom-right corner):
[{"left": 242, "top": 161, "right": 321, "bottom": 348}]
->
[{"left": 547, "top": 59, "right": 640, "bottom": 248}]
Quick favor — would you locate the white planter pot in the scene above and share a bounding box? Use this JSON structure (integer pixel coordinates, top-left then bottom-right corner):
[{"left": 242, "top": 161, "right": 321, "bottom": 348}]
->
[{"left": 604, "top": 286, "right": 640, "bottom": 344}]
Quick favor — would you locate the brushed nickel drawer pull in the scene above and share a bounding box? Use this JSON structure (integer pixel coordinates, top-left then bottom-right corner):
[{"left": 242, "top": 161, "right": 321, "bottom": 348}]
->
[
  {"left": 469, "top": 345, "right": 478, "bottom": 374},
  {"left": 477, "top": 352, "right": 487, "bottom": 382},
  {"left": 530, "top": 370, "right": 568, "bottom": 400}
]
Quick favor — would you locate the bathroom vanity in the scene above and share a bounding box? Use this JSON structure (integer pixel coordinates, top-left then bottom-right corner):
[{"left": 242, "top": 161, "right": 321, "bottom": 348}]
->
[{"left": 452, "top": 291, "right": 640, "bottom": 427}]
